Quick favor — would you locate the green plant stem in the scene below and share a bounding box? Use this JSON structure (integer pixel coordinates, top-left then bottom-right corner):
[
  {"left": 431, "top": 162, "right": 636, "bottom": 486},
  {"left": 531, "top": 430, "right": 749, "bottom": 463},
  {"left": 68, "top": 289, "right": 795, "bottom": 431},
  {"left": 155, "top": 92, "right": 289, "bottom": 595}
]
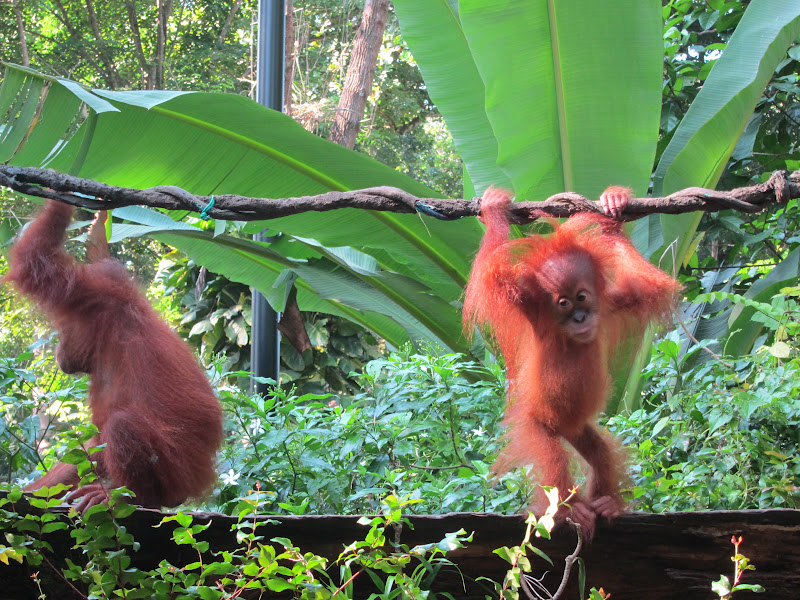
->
[
  {"left": 445, "top": 387, "right": 473, "bottom": 471},
  {"left": 232, "top": 407, "right": 261, "bottom": 460},
  {"left": 281, "top": 439, "right": 299, "bottom": 495},
  {"left": 409, "top": 463, "right": 474, "bottom": 471}
]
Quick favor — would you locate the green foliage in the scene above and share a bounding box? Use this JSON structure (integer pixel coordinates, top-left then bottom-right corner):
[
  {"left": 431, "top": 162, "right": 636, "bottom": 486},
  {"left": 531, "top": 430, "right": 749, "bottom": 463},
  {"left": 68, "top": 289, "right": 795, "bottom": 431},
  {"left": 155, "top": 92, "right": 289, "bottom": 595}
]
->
[
  {"left": 0, "top": 0, "right": 258, "bottom": 93},
  {"left": 483, "top": 492, "right": 559, "bottom": 600},
  {"left": 609, "top": 329, "right": 800, "bottom": 512},
  {"left": 355, "top": 40, "right": 463, "bottom": 198},
  {"left": 1, "top": 488, "right": 470, "bottom": 599},
  {"left": 215, "top": 350, "right": 531, "bottom": 515},
  {"left": 660, "top": 0, "right": 800, "bottom": 272},
  {"left": 660, "top": 0, "right": 800, "bottom": 193},
  {"left": 693, "top": 197, "right": 800, "bottom": 274},
  {"left": 155, "top": 253, "right": 385, "bottom": 395},
  {"left": 0, "top": 257, "right": 49, "bottom": 359},
  {"left": 484, "top": 489, "right": 614, "bottom": 600},
  {"left": 328, "top": 494, "right": 471, "bottom": 600},
  {"left": 278, "top": 314, "right": 384, "bottom": 394},
  {"left": 0, "top": 351, "right": 89, "bottom": 486},
  {"left": 660, "top": 0, "right": 745, "bottom": 164},
  {"left": 613, "top": 249, "right": 800, "bottom": 511},
  {"left": 0, "top": 343, "right": 530, "bottom": 516},
  {"left": 7, "top": 327, "right": 800, "bottom": 521},
  {"left": 0, "top": 324, "right": 791, "bottom": 598}
]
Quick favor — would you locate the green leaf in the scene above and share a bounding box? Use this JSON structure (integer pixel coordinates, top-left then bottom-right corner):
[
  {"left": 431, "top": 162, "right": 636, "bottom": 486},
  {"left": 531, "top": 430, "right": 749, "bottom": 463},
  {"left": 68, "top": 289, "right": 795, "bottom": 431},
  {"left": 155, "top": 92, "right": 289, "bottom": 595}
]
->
[
  {"left": 652, "top": 416, "right": 672, "bottom": 437},
  {"left": 769, "top": 341, "right": 792, "bottom": 358},
  {"left": 728, "top": 248, "right": 800, "bottom": 356},
  {"left": 529, "top": 545, "right": 553, "bottom": 566},
  {"left": 0, "top": 63, "right": 483, "bottom": 353},
  {"left": 148, "top": 228, "right": 465, "bottom": 351},
  {"left": 40, "top": 521, "right": 69, "bottom": 534},
  {"left": 197, "top": 586, "right": 223, "bottom": 600},
  {"left": 265, "top": 578, "right": 296, "bottom": 592},
  {"left": 458, "top": 0, "right": 662, "bottom": 200},
  {"left": 392, "top": 0, "right": 510, "bottom": 194},
  {"left": 61, "top": 448, "right": 89, "bottom": 465},
  {"left": 711, "top": 574, "right": 732, "bottom": 596},
  {"left": 492, "top": 546, "right": 518, "bottom": 564},
  {"left": 708, "top": 408, "right": 733, "bottom": 433}
]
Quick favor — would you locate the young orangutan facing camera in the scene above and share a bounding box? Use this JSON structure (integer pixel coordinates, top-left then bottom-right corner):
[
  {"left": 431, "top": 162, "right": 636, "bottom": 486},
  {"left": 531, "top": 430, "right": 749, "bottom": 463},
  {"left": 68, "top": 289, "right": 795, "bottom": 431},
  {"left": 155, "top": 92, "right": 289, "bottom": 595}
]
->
[{"left": 464, "top": 187, "right": 679, "bottom": 537}]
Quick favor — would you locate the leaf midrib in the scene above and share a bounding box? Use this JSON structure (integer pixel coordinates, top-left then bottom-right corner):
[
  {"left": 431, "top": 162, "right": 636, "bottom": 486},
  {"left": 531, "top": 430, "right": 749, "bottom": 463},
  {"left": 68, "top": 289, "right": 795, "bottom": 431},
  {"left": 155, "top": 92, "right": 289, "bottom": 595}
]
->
[{"left": 547, "top": 0, "right": 570, "bottom": 192}]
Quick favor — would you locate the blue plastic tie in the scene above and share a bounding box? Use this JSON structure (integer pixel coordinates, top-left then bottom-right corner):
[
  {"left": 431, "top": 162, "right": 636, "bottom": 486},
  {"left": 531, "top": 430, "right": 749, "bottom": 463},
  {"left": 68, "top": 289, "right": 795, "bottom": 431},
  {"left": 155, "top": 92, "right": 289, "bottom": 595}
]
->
[{"left": 200, "top": 196, "right": 216, "bottom": 220}]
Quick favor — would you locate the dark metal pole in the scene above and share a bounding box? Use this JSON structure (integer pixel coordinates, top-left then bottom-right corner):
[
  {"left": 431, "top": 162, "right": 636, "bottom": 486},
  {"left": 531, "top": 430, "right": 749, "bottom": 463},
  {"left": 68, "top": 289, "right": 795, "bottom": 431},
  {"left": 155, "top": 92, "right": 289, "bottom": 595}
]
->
[
  {"left": 251, "top": 0, "right": 285, "bottom": 395},
  {"left": 256, "top": 0, "right": 285, "bottom": 110}
]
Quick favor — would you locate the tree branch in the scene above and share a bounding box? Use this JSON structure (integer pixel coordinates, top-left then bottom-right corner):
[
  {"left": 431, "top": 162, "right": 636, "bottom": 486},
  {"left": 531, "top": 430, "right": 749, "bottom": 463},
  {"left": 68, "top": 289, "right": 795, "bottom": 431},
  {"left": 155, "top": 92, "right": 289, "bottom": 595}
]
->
[{"left": 0, "top": 165, "right": 797, "bottom": 224}]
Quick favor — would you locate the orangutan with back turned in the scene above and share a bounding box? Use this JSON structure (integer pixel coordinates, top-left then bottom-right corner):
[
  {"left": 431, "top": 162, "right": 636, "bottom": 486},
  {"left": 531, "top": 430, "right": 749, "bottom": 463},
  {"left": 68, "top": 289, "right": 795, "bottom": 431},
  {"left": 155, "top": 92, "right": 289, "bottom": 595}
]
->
[{"left": 6, "top": 200, "right": 223, "bottom": 512}]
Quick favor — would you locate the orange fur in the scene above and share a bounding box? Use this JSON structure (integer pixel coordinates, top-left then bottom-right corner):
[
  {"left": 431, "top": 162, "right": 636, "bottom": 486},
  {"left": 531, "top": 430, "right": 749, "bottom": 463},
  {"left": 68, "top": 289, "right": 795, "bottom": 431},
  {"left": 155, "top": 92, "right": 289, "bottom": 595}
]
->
[{"left": 464, "top": 188, "right": 680, "bottom": 536}]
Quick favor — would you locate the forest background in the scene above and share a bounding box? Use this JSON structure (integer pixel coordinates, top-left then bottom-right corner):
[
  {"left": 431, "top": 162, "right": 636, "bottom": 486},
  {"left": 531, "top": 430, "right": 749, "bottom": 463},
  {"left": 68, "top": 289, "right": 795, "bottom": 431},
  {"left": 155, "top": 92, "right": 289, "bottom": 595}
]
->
[{"left": 0, "top": 0, "right": 799, "bottom": 522}]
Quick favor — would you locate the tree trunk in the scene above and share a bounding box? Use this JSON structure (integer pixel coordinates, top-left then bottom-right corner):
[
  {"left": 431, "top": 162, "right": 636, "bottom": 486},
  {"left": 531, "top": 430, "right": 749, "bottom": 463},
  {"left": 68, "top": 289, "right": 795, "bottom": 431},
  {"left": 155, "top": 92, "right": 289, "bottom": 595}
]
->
[
  {"left": 152, "top": 0, "right": 173, "bottom": 90},
  {"left": 276, "top": 286, "right": 311, "bottom": 355},
  {"left": 286, "top": 0, "right": 389, "bottom": 354},
  {"left": 328, "top": 0, "right": 389, "bottom": 149},
  {"left": 125, "top": 0, "right": 150, "bottom": 89},
  {"left": 217, "top": 0, "right": 244, "bottom": 47},
  {"left": 12, "top": 0, "right": 28, "bottom": 66},
  {"left": 84, "top": 0, "right": 120, "bottom": 89},
  {"left": 284, "top": 0, "right": 295, "bottom": 115}
]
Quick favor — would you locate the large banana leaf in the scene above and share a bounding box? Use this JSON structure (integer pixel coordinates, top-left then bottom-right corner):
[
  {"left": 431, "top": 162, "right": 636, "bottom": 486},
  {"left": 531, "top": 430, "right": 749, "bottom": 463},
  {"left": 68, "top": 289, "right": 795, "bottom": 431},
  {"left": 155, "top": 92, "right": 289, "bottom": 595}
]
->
[
  {"left": 395, "top": 0, "right": 663, "bottom": 201},
  {"left": 0, "top": 63, "right": 482, "bottom": 353},
  {"left": 110, "top": 206, "right": 462, "bottom": 350},
  {"left": 390, "top": 0, "right": 509, "bottom": 195}
]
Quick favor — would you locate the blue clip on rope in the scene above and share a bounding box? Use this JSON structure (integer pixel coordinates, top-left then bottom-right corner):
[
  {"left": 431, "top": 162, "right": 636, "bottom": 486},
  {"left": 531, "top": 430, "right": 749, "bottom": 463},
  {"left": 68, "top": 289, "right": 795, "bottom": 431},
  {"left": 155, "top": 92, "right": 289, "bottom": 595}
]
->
[{"left": 200, "top": 196, "right": 215, "bottom": 220}]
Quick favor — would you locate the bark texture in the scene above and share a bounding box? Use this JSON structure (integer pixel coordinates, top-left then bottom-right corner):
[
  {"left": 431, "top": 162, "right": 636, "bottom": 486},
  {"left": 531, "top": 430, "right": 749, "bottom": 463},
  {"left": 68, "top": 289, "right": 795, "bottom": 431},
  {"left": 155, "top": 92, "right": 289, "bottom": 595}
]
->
[
  {"left": 0, "top": 165, "right": 796, "bottom": 223},
  {"left": 12, "top": 0, "right": 28, "bottom": 66},
  {"left": 284, "top": 0, "right": 295, "bottom": 115},
  {"left": 328, "top": 0, "right": 390, "bottom": 149}
]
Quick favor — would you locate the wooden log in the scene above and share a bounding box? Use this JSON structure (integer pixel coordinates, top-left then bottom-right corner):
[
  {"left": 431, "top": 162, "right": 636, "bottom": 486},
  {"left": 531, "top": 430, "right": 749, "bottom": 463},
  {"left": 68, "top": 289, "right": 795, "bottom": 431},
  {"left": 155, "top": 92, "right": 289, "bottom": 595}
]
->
[{"left": 2, "top": 508, "right": 798, "bottom": 599}]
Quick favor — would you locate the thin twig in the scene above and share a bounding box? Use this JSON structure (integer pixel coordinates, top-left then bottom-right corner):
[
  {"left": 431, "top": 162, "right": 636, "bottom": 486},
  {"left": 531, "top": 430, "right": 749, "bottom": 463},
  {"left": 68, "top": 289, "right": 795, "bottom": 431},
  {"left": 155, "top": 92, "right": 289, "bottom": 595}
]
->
[
  {"left": 675, "top": 308, "right": 734, "bottom": 369},
  {"left": 408, "top": 463, "right": 474, "bottom": 471},
  {"left": 550, "top": 519, "right": 584, "bottom": 600},
  {"left": 518, "top": 519, "right": 584, "bottom": 600}
]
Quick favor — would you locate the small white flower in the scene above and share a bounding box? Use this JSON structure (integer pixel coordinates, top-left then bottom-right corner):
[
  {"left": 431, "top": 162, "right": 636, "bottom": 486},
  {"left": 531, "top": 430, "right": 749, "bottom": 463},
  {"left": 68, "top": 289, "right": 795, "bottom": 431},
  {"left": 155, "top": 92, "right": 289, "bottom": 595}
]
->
[
  {"left": 221, "top": 469, "right": 241, "bottom": 486},
  {"left": 249, "top": 419, "right": 264, "bottom": 436}
]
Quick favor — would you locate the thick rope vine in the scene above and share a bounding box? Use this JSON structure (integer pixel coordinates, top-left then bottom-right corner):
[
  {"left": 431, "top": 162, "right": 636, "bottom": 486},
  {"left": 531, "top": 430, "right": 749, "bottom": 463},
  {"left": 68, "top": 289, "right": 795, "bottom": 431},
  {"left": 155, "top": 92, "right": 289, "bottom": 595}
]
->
[{"left": 0, "top": 164, "right": 797, "bottom": 223}]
